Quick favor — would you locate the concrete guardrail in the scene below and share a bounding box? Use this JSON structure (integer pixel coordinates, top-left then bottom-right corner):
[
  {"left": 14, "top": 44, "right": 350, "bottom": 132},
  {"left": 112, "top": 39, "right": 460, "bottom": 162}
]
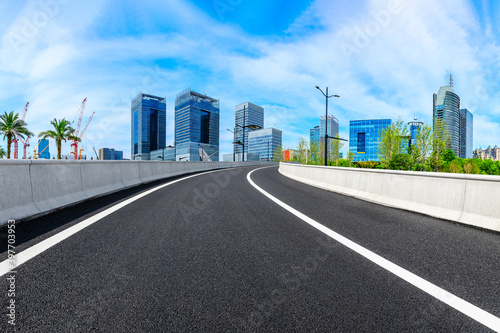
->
[
  {"left": 279, "top": 162, "right": 500, "bottom": 233},
  {"left": 0, "top": 160, "right": 274, "bottom": 225}
]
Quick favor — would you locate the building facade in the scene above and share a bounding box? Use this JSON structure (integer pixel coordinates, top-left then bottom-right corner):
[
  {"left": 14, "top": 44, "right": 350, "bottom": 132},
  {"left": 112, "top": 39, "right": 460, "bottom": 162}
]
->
[
  {"left": 408, "top": 117, "right": 423, "bottom": 148},
  {"left": 234, "top": 102, "right": 264, "bottom": 156},
  {"left": 131, "top": 92, "right": 166, "bottom": 160},
  {"left": 248, "top": 127, "right": 282, "bottom": 161},
  {"left": 433, "top": 85, "right": 460, "bottom": 157},
  {"left": 474, "top": 146, "right": 500, "bottom": 161},
  {"left": 320, "top": 115, "right": 339, "bottom": 139},
  {"left": 175, "top": 88, "right": 220, "bottom": 161},
  {"left": 99, "top": 148, "right": 123, "bottom": 160},
  {"left": 459, "top": 109, "right": 473, "bottom": 159},
  {"left": 349, "top": 119, "right": 392, "bottom": 162},
  {"left": 310, "top": 125, "right": 320, "bottom": 149},
  {"left": 37, "top": 139, "right": 50, "bottom": 159}
]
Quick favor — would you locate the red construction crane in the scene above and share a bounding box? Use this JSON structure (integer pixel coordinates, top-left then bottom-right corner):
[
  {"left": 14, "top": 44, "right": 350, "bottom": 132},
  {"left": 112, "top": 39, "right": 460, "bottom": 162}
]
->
[
  {"left": 13, "top": 102, "right": 29, "bottom": 159},
  {"left": 70, "top": 98, "right": 87, "bottom": 160},
  {"left": 71, "top": 109, "right": 95, "bottom": 160}
]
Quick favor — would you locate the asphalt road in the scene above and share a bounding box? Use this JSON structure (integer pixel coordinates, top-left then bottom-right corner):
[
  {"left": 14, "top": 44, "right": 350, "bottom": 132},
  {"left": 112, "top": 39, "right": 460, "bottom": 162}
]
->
[{"left": 1, "top": 165, "right": 499, "bottom": 332}]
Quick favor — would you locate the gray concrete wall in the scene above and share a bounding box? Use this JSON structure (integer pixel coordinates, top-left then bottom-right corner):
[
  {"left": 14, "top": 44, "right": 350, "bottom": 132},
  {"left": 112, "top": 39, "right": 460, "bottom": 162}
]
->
[
  {"left": 279, "top": 163, "right": 500, "bottom": 233},
  {"left": 0, "top": 160, "right": 274, "bottom": 225}
]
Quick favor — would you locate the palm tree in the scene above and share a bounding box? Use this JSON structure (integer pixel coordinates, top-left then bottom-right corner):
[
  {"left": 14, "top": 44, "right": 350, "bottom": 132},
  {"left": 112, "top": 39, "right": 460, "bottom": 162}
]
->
[
  {"left": 38, "top": 118, "right": 80, "bottom": 159},
  {"left": 0, "top": 111, "right": 34, "bottom": 159},
  {"left": 0, "top": 146, "right": 6, "bottom": 159}
]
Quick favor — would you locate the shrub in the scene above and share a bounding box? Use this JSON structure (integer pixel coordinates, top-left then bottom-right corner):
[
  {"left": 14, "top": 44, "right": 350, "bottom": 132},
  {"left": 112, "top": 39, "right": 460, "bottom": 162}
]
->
[
  {"left": 388, "top": 153, "right": 413, "bottom": 171},
  {"left": 356, "top": 161, "right": 379, "bottom": 169},
  {"left": 448, "top": 159, "right": 464, "bottom": 173},
  {"left": 442, "top": 149, "right": 456, "bottom": 162}
]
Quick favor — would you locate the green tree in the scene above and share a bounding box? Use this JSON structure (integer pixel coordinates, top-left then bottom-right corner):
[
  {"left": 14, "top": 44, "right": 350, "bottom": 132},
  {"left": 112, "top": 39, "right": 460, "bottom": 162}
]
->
[
  {"left": 411, "top": 123, "right": 432, "bottom": 170},
  {"left": 296, "top": 137, "right": 309, "bottom": 164},
  {"left": 431, "top": 118, "right": 449, "bottom": 172},
  {"left": 346, "top": 151, "right": 355, "bottom": 167},
  {"left": 328, "top": 133, "right": 345, "bottom": 166},
  {"left": 388, "top": 153, "right": 413, "bottom": 170},
  {"left": 377, "top": 118, "right": 409, "bottom": 168},
  {"left": 442, "top": 149, "right": 455, "bottom": 163},
  {"left": 273, "top": 144, "right": 284, "bottom": 162},
  {"left": 0, "top": 146, "right": 5, "bottom": 158},
  {"left": 0, "top": 111, "right": 34, "bottom": 159},
  {"left": 309, "top": 140, "right": 322, "bottom": 165},
  {"left": 38, "top": 118, "right": 79, "bottom": 160}
]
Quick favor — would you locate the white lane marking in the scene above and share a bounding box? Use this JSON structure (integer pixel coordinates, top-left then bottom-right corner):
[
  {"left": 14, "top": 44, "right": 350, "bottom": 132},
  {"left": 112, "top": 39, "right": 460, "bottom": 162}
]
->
[
  {"left": 247, "top": 167, "right": 500, "bottom": 332},
  {"left": 0, "top": 168, "right": 235, "bottom": 277}
]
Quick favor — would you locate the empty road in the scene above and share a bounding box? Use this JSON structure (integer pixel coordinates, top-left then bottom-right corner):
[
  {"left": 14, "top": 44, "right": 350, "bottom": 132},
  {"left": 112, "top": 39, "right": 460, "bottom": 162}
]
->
[{"left": 1, "top": 165, "right": 499, "bottom": 332}]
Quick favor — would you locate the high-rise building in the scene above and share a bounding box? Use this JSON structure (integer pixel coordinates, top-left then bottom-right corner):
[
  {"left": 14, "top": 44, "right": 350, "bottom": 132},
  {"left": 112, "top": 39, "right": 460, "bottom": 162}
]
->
[
  {"left": 37, "top": 139, "right": 50, "bottom": 159},
  {"left": 349, "top": 119, "right": 392, "bottom": 162},
  {"left": 248, "top": 127, "right": 282, "bottom": 161},
  {"left": 99, "top": 148, "right": 123, "bottom": 160},
  {"left": 459, "top": 109, "right": 473, "bottom": 159},
  {"left": 408, "top": 117, "right": 424, "bottom": 147},
  {"left": 234, "top": 102, "right": 264, "bottom": 156},
  {"left": 320, "top": 115, "right": 339, "bottom": 139},
  {"left": 310, "top": 125, "right": 320, "bottom": 149},
  {"left": 175, "top": 88, "right": 220, "bottom": 161},
  {"left": 131, "top": 92, "right": 166, "bottom": 160},
  {"left": 433, "top": 83, "right": 460, "bottom": 157}
]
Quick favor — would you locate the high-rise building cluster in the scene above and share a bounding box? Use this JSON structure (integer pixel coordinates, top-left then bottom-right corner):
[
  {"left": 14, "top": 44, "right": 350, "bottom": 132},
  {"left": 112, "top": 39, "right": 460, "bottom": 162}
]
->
[
  {"left": 474, "top": 146, "right": 500, "bottom": 161},
  {"left": 131, "top": 90, "right": 281, "bottom": 162}
]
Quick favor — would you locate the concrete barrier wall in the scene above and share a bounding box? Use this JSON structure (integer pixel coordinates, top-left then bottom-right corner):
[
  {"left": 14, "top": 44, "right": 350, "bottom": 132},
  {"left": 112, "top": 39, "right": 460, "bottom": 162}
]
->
[
  {"left": 279, "top": 163, "right": 500, "bottom": 233},
  {"left": 0, "top": 160, "right": 274, "bottom": 225}
]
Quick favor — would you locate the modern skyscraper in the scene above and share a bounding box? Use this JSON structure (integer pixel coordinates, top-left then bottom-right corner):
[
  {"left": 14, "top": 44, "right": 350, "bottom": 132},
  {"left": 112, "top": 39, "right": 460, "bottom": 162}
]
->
[
  {"left": 459, "top": 109, "right": 473, "bottom": 159},
  {"left": 320, "top": 115, "right": 339, "bottom": 139},
  {"left": 131, "top": 92, "right": 166, "bottom": 160},
  {"left": 408, "top": 117, "right": 424, "bottom": 147},
  {"left": 248, "top": 127, "right": 282, "bottom": 161},
  {"left": 310, "top": 125, "right": 320, "bottom": 149},
  {"left": 175, "top": 88, "right": 220, "bottom": 161},
  {"left": 349, "top": 119, "right": 392, "bottom": 162},
  {"left": 99, "top": 148, "right": 123, "bottom": 160},
  {"left": 433, "top": 81, "right": 460, "bottom": 157},
  {"left": 234, "top": 102, "right": 264, "bottom": 156},
  {"left": 37, "top": 139, "right": 50, "bottom": 159}
]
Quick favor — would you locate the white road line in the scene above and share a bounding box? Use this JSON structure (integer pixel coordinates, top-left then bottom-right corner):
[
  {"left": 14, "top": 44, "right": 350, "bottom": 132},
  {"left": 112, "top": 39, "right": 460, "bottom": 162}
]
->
[
  {"left": 0, "top": 168, "right": 232, "bottom": 277},
  {"left": 247, "top": 167, "right": 500, "bottom": 332}
]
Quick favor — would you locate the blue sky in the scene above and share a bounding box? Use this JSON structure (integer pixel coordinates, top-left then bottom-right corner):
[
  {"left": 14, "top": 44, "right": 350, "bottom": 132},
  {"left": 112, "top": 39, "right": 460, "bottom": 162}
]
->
[{"left": 0, "top": 0, "right": 499, "bottom": 159}]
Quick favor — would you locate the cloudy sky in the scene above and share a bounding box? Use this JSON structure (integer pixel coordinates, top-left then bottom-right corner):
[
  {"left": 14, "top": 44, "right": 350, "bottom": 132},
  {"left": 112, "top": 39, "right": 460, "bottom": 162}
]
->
[{"left": 0, "top": 0, "right": 499, "bottom": 159}]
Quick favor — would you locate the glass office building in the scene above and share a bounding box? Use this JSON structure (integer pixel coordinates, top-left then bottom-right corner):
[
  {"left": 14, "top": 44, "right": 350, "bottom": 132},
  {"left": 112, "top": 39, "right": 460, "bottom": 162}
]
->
[
  {"left": 349, "top": 119, "right": 392, "bottom": 162},
  {"left": 38, "top": 139, "right": 50, "bottom": 159},
  {"left": 234, "top": 102, "right": 264, "bottom": 155},
  {"left": 248, "top": 127, "right": 282, "bottom": 161},
  {"left": 99, "top": 148, "right": 123, "bottom": 160},
  {"left": 320, "top": 115, "right": 339, "bottom": 139},
  {"left": 433, "top": 85, "right": 460, "bottom": 157},
  {"left": 175, "top": 88, "right": 220, "bottom": 161},
  {"left": 408, "top": 117, "right": 424, "bottom": 147},
  {"left": 310, "top": 125, "right": 320, "bottom": 149},
  {"left": 459, "top": 109, "right": 473, "bottom": 159},
  {"left": 131, "top": 93, "right": 166, "bottom": 160}
]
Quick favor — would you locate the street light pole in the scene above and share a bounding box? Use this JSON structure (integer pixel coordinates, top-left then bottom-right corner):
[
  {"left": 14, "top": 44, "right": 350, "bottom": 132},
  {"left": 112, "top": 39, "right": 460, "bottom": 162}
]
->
[
  {"left": 243, "top": 105, "right": 246, "bottom": 162},
  {"left": 315, "top": 86, "right": 340, "bottom": 166}
]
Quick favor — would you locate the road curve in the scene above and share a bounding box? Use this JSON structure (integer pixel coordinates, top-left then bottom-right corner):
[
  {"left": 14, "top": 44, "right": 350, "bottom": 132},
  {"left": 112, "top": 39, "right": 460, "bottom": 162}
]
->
[{"left": 1, "top": 165, "right": 499, "bottom": 332}]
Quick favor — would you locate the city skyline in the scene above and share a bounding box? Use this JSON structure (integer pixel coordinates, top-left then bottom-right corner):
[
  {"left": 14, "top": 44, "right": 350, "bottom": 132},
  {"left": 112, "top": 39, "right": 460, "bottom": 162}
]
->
[{"left": 0, "top": 0, "right": 499, "bottom": 159}]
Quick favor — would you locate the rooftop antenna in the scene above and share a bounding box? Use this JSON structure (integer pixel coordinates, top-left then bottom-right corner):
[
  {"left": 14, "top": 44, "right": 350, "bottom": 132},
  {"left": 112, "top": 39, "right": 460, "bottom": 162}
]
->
[{"left": 449, "top": 74, "right": 453, "bottom": 90}]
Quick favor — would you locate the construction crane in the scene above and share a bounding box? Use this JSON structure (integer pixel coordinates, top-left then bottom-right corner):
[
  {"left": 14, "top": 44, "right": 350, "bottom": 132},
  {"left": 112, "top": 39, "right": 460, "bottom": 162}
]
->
[
  {"left": 93, "top": 147, "right": 99, "bottom": 160},
  {"left": 70, "top": 98, "right": 96, "bottom": 160},
  {"left": 13, "top": 102, "right": 29, "bottom": 159}
]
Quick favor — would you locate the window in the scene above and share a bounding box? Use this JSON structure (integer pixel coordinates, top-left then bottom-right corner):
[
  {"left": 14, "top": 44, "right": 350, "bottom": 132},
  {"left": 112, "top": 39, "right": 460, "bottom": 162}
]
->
[{"left": 357, "top": 132, "right": 366, "bottom": 153}]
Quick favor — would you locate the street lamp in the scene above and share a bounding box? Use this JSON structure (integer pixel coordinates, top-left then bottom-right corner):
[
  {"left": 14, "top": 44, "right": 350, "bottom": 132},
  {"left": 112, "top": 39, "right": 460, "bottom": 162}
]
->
[
  {"left": 234, "top": 105, "right": 261, "bottom": 162},
  {"left": 315, "top": 86, "right": 343, "bottom": 166}
]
